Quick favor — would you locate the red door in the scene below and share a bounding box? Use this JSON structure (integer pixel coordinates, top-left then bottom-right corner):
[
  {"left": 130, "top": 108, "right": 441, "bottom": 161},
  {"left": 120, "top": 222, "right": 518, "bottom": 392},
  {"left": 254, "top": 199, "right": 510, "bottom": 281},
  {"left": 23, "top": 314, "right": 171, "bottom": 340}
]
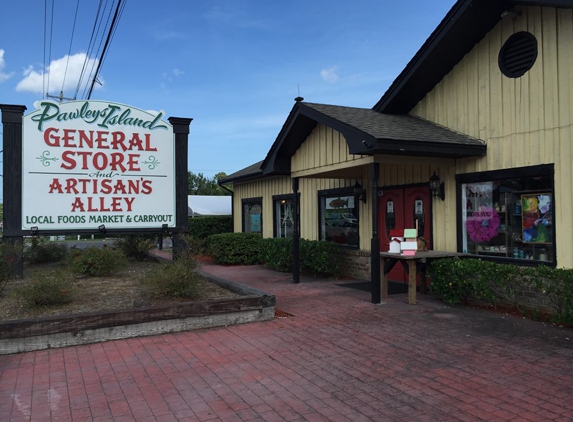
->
[{"left": 378, "top": 185, "right": 432, "bottom": 283}]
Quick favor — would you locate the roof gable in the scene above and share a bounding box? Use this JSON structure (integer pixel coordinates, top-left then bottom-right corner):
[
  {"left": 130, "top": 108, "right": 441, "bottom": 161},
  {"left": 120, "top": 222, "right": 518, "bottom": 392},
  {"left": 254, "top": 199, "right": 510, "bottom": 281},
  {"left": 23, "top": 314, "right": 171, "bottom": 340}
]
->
[
  {"left": 373, "top": 0, "right": 573, "bottom": 114},
  {"left": 260, "top": 101, "right": 485, "bottom": 175}
]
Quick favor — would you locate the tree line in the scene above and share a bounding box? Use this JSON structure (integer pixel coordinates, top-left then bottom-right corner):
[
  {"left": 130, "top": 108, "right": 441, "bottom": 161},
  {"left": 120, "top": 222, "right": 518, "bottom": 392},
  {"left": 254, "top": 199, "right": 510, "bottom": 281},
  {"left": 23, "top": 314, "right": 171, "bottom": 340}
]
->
[{"left": 188, "top": 172, "right": 231, "bottom": 195}]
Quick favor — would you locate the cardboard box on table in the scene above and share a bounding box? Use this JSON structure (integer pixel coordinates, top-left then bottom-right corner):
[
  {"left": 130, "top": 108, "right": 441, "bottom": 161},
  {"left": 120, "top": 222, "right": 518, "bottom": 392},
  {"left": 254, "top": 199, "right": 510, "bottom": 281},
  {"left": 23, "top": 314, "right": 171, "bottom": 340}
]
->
[{"left": 401, "top": 228, "right": 418, "bottom": 256}]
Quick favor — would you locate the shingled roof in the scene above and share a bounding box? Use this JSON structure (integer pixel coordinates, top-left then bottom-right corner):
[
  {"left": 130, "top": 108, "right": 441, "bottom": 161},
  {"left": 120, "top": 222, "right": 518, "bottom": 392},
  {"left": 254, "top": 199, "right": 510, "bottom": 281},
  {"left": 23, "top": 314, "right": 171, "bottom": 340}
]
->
[
  {"left": 218, "top": 160, "right": 263, "bottom": 184},
  {"left": 303, "top": 102, "right": 485, "bottom": 149},
  {"left": 260, "top": 101, "right": 486, "bottom": 175}
]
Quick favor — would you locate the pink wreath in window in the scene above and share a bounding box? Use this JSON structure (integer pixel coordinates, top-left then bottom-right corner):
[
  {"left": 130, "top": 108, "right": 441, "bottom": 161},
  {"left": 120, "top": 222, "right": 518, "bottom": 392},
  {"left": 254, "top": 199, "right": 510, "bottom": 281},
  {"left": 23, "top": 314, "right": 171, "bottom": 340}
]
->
[{"left": 466, "top": 206, "right": 500, "bottom": 243}]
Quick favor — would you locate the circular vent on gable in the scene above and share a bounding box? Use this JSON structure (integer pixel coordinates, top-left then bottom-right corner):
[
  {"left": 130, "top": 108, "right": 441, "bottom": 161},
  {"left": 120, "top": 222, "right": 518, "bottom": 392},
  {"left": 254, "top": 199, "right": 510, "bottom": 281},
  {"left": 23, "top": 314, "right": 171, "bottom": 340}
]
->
[{"left": 498, "top": 31, "right": 538, "bottom": 78}]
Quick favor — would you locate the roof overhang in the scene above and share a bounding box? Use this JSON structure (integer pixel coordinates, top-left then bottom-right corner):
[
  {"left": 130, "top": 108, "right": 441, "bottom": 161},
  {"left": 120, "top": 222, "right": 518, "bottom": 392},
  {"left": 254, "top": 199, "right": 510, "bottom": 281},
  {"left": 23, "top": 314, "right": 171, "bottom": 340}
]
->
[
  {"left": 368, "top": 138, "right": 486, "bottom": 158},
  {"left": 217, "top": 161, "right": 264, "bottom": 185}
]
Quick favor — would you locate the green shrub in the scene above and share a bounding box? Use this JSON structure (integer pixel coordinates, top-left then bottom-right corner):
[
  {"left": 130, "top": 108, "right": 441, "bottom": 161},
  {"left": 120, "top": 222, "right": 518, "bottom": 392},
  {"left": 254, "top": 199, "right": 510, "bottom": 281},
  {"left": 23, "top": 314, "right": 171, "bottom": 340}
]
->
[
  {"left": 188, "top": 216, "right": 232, "bottom": 241},
  {"left": 260, "top": 238, "right": 293, "bottom": 272},
  {"left": 428, "top": 258, "right": 495, "bottom": 305},
  {"left": 24, "top": 236, "right": 68, "bottom": 264},
  {"left": 531, "top": 265, "right": 573, "bottom": 324},
  {"left": 15, "top": 268, "right": 75, "bottom": 307},
  {"left": 486, "top": 262, "right": 531, "bottom": 311},
  {"left": 428, "top": 258, "right": 573, "bottom": 325},
  {"left": 114, "top": 235, "right": 155, "bottom": 261},
  {"left": 300, "top": 239, "right": 340, "bottom": 278},
  {"left": 207, "top": 233, "right": 262, "bottom": 265},
  {"left": 141, "top": 256, "right": 202, "bottom": 299},
  {"left": 258, "top": 237, "right": 340, "bottom": 277},
  {"left": 67, "top": 246, "right": 127, "bottom": 276}
]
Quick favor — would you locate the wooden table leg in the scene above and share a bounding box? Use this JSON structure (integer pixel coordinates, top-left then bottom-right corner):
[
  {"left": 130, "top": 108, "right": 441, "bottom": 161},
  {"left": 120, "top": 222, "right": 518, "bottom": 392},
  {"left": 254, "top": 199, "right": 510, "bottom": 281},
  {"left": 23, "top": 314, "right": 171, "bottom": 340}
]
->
[
  {"left": 381, "top": 257, "right": 388, "bottom": 300},
  {"left": 408, "top": 260, "right": 417, "bottom": 305},
  {"left": 420, "top": 264, "right": 427, "bottom": 294}
]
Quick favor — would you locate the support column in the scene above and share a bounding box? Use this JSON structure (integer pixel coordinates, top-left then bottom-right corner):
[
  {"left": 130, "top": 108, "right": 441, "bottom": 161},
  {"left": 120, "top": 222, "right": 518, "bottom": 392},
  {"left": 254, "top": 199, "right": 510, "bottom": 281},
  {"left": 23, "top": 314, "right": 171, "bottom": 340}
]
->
[
  {"left": 1, "top": 104, "right": 27, "bottom": 278},
  {"left": 370, "top": 163, "right": 381, "bottom": 303},
  {"left": 168, "top": 117, "right": 193, "bottom": 260},
  {"left": 292, "top": 177, "right": 300, "bottom": 283}
]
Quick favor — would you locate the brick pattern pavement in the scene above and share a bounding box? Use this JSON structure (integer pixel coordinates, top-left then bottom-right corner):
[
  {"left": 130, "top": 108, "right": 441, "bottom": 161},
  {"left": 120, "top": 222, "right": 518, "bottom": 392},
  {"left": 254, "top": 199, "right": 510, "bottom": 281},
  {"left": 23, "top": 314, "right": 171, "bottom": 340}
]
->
[{"left": 1, "top": 263, "right": 572, "bottom": 421}]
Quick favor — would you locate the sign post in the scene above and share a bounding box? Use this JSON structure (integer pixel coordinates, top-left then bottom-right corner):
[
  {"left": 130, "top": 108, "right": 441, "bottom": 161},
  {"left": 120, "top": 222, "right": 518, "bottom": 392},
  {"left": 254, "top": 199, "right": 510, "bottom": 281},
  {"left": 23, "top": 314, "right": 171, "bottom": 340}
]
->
[{"left": 1, "top": 104, "right": 27, "bottom": 277}]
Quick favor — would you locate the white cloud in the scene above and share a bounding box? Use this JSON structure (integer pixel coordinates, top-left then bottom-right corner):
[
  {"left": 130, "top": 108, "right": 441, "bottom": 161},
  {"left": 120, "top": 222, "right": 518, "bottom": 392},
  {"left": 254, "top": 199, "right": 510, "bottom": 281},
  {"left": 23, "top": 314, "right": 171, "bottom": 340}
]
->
[
  {"left": 16, "top": 53, "right": 100, "bottom": 96},
  {"left": 0, "top": 49, "right": 14, "bottom": 83},
  {"left": 320, "top": 66, "right": 339, "bottom": 83},
  {"left": 160, "top": 68, "right": 184, "bottom": 89}
]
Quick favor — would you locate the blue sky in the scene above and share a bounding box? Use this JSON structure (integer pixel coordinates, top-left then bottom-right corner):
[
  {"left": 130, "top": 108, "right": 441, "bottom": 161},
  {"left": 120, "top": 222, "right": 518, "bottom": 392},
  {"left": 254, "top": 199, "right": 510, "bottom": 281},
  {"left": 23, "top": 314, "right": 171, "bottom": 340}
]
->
[{"left": 0, "top": 0, "right": 456, "bottom": 202}]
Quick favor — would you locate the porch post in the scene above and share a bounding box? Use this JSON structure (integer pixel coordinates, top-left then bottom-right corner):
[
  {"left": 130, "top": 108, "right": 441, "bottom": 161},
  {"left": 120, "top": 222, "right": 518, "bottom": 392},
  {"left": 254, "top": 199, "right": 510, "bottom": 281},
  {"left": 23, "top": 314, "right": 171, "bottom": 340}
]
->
[
  {"left": 370, "top": 163, "right": 381, "bottom": 303},
  {"left": 292, "top": 177, "right": 300, "bottom": 283},
  {"left": 168, "top": 117, "right": 193, "bottom": 260}
]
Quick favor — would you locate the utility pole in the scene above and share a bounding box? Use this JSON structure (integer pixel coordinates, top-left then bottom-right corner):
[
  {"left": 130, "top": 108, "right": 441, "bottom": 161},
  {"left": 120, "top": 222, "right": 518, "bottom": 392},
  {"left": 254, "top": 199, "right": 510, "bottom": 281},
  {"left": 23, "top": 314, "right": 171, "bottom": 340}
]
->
[{"left": 46, "top": 91, "right": 74, "bottom": 103}]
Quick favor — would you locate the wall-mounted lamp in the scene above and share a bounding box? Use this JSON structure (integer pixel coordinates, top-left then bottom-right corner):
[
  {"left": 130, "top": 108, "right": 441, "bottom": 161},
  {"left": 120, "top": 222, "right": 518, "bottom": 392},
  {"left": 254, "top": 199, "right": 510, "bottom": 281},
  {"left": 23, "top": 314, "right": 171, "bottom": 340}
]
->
[
  {"left": 353, "top": 181, "right": 367, "bottom": 204},
  {"left": 429, "top": 171, "right": 445, "bottom": 201},
  {"left": 98, "top": 224, "right": 106, "bottom": 234},
  {"left": 31, "top": 226, "right": 39, "bottom": 235}
]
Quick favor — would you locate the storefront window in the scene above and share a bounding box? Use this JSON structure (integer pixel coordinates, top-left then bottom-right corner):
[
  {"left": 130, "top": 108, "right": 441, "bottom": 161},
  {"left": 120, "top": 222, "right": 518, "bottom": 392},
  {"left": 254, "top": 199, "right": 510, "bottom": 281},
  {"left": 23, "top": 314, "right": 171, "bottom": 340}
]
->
[
  {"left": 274, "top": 196, "right": 294, "bottom": 238},
  {"left": 242, "top": 198, "right": 262, "bottom": 233},
  {"left": 319, "top": 189, "right": 359, "bottom": 247},
  {"left": 458, "top": 166, "right": 554, "bottom": 264}
]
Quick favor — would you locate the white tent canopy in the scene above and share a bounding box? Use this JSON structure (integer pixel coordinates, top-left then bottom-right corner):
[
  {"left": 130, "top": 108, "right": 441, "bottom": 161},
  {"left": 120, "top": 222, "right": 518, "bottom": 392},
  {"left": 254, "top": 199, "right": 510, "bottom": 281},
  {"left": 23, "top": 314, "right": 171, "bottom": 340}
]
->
[{"left": 188, "top": 195, "right": 232, "bottom": 217}]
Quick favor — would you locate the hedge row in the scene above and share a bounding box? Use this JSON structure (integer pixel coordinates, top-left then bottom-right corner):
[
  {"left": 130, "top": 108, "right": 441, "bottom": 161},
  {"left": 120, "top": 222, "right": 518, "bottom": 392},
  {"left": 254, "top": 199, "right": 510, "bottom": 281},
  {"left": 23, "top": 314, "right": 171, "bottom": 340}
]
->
[
  {"left": 188, "top": 216, "right": 233, "bottom": 240},
  {"left": 206, "top": 234, "right": 340, "bottom": 278},
  {"left": 428, "top": 258, "right": 573, "bottom": 325}
]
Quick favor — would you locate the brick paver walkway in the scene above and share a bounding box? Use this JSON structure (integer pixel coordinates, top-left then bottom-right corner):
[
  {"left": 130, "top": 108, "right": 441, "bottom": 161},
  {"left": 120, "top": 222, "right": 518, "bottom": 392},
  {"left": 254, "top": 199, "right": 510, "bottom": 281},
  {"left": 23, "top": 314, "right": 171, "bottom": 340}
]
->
[{"left": 1, "top": 263, "right": 572, "bottom": 421}]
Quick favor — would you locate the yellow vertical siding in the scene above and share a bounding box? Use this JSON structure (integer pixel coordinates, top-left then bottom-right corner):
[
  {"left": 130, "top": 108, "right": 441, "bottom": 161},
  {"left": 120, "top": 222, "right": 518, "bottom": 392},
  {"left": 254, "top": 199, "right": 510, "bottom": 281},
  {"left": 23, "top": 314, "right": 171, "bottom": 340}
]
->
[
  {"left": 234, "top": 175, "right": 360, "bottom": 243},
  {"left": 411, "top": 6, "right": 573, "bottom": 267},
  {"left": 233, "top": 176, "right": 291, "bottom": 238},
  {"left": 291, "top": 124, "right": 369, "bottom": 173}
]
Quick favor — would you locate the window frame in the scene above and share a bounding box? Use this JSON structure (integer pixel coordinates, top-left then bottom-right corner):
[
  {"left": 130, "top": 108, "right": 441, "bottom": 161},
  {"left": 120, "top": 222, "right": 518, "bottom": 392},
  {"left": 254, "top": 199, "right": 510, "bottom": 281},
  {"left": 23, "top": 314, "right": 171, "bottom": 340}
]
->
[
  {"left": 318, "top": 187, "right": 360, "bottom": 249},
  {"left": 241, "top": 197, "right": 263, "bottom": 234},
  {"left": 456, "top": 164, "right": 556, "bottom": 266}
]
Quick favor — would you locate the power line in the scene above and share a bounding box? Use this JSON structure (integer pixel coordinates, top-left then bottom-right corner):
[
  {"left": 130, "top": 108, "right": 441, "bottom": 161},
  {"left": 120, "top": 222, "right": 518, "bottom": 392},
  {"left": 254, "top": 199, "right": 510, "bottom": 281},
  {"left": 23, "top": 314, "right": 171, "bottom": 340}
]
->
[
  {"left": 45, "top": 0, "right": 55, "bottom": 99},
  {"left": 40, "top": 0, "right": 127, "bottom": 101},
  {"left": 80, "top": 0, "right": 112, "bottom": 100},
  {"left": 87, "top": 0, "right": 124, "bottom": 99},
  {"left": 75, "top": 0, "right": 104, "bottom": 100},
  {"left": 96, "top": 0, "right": 126, "bottom": 78},
  {"left": 60, "top": 0, "right": 81, "bottom": 96}
]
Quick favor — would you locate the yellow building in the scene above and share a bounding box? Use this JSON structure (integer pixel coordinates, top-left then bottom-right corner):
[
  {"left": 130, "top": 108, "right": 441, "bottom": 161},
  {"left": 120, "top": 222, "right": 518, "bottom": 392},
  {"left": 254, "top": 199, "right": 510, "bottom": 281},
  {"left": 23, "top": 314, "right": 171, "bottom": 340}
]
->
[{"left": 221, "top": 0, "right": 570, "bottom": 294}]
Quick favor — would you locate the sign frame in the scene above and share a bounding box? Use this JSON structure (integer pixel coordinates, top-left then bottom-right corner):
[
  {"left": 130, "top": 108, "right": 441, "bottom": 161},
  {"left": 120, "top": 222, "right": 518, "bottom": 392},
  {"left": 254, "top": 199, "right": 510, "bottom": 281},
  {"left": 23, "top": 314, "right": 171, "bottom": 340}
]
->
[{"left": 1, "top": 101, "right": 191, "bottom": 238}]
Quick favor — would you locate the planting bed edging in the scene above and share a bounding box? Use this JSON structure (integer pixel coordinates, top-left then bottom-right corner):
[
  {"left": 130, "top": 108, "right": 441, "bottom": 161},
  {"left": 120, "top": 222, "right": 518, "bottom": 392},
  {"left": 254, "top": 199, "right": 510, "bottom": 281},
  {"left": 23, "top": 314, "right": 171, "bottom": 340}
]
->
[{"left": 0, "top": 273, "right": 276, "bottom": 355}]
